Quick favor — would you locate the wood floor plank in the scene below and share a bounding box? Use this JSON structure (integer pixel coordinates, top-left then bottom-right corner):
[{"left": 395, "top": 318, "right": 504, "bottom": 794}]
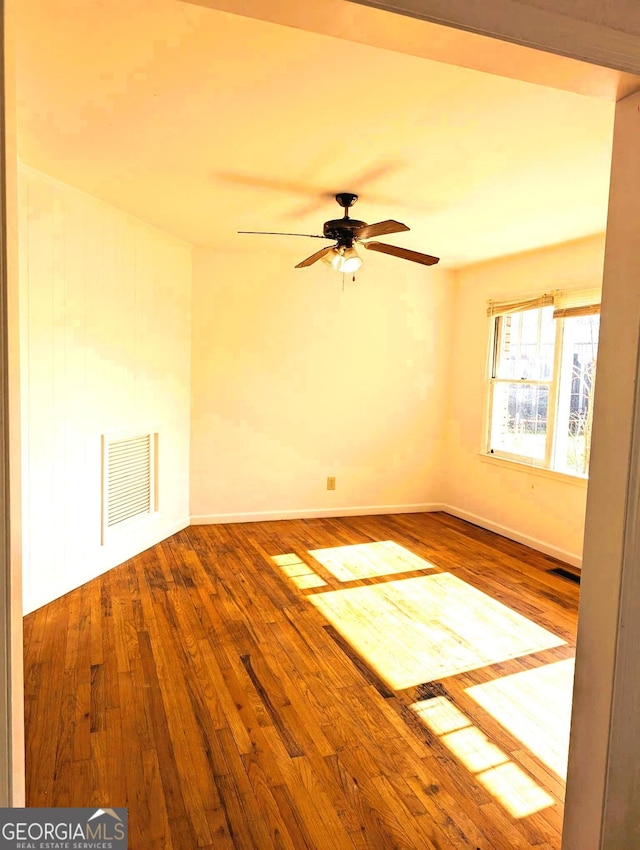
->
[
  {"left": 136, "top": 629, "right": 198, "bottom": 842},
  {"left": 90, "top": 729, "right": 108, "bottom": 808},
  {"left": 203, "top": 806, "right": 235, "bottom": 850},
  {"left": 26, "top": 598, "right": 70, "bottom": 805},
  {"left": 50, "top": 668, "right": 76, "bottom": 807},
  {"left": 214, "top": 770, "right": 278, "bottom": 850},
  {"left": 286, "top": 755, "right": 360, "bottom": 850},
  {"left": 137, "top": 627, "right": 218, "bottom": 845},
  {"left": 24, "top": 512, "right": 579, "bottom": 849},
  {"left": 140, "top": 748, "right": 174, "bottom": 848}
]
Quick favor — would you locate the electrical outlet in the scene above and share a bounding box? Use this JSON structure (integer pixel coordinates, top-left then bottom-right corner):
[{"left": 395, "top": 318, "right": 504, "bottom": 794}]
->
[{"left": 327, "top": 476, "right": 336, "bottom": 490}]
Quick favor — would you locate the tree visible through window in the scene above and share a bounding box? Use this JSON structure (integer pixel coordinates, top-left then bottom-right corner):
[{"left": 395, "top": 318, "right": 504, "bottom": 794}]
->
[{"left": 487, "top": 298, "right": 600, "bottom": 476}]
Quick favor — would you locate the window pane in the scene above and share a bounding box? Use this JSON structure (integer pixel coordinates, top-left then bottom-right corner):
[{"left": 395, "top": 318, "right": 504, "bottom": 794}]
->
[
  {"left": 496, "top": 306, "right": 555, "bottom": 380},
  {"left": 490, "top": 383, "right": 549, "bottom": 461},
  {"left": 554, "top": 314, "right": 600, "bottom": 475}
]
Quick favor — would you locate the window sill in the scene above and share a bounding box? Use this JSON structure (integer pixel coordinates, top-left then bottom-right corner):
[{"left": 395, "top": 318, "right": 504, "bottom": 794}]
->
[{"left": 478, "top": 452, "right": 589, "bottom": 487}]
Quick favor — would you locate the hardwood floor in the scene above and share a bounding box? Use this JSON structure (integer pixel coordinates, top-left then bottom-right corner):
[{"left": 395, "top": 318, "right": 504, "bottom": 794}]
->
[{"left": 23, "top": 512, "right": 579, "bottom": 849}]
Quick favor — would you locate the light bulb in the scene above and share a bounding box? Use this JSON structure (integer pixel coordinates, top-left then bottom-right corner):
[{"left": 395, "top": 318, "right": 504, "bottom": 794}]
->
[
  {"left": 322, "top": 247, "right": 343, "bottom": 270},
  {"left": 339, "top": 247, "right": 362, "bottom": 273}
]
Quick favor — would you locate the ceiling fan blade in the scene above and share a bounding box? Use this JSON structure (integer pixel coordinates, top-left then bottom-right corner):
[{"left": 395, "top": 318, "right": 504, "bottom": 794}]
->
[
  {"left": 354, "top": 219, "right": 410, "bottom": 240},
  {"left": 364, "top": 241, "right": 440, "bottom": 266},
  {"left": 238, "top": 230, "right": 329, "bottom": 239},
  {"left": 295, "top": 246, "right": 336, "bottom": 268}
]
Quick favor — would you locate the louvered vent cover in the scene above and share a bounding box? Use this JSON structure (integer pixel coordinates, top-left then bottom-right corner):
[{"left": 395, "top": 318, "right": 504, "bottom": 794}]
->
[{"left": 106, "top": 434, "right": 153, "bottom": 529}]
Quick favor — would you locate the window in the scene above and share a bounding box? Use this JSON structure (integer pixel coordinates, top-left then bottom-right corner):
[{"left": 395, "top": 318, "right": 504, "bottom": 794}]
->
[{"left": 487, "top": 291, "right": 600, "bottom": 477}]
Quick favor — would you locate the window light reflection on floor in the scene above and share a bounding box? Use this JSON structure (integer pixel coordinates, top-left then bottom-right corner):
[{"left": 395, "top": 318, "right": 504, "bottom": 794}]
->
[
  {"left": 413, "top": 696, "right": 555, "bottom": 818},
  {"left": 270, "top": 553, "right": 327, "bottom": 589},
  {"left": 466, "top": 658, "right": 575, "bottom": 778},
  {"left": 308, "top": 540, "right": 436, "bottom": 581},
  {"left": 308, "top": 572, "right": 565, "bottom": 689},
  {"left": 272, "top": 542, "right": 564, "bottom": 819}
]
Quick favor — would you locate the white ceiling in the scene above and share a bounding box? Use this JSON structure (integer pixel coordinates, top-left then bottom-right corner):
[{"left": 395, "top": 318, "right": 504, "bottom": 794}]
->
[{"left": 14, "top": 0, "right": 615, "bottom": 267}]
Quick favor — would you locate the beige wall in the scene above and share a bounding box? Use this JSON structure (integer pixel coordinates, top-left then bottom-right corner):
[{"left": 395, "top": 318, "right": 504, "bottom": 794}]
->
[
  {"left": 443, "top": 234, "right": 606, "bottom": 565},
  {"left": 19, "top": 167, "right": 192, "bottom": 614},
  {"left": 191, "top": 235, "right": 606, "bottom": 561},
  {"left": 190, "top": 247, "right": 454, "bottom": 520}
]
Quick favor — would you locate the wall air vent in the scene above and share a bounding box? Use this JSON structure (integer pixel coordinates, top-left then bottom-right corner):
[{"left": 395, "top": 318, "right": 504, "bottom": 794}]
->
[{"left": 102, "top": 432, "right": 158, "bottom": 543}]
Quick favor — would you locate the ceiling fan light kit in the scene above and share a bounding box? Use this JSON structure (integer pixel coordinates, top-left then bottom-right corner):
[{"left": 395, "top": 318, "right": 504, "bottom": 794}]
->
[
  {"left": 322, "top": 244, "right": 363, "bottom": 273},
  {"left": 239, "top": 193, "right": 439, "bottom": 273}
]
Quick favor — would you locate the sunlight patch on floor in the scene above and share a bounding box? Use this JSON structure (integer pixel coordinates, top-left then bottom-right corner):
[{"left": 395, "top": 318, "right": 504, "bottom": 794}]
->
[
  {"left": 308, "top": 540, "right": 436, "bottom": 581},
  {"left": 466, "top": 658, "right": 575, "bottom": 778},
  {"left": 270, "top": 553, "right": 327, "bottom": 589},
  {"left": 308, "top": 572, "right": 565, "bottom": 688},
  {"left": 413, "top": 696, "right": 555, "bottom": 818}
]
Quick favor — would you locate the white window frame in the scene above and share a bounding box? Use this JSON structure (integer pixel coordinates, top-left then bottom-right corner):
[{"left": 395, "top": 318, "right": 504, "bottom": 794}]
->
[{"left": 486, "top": 294, "right": 600, "bottom": 478}]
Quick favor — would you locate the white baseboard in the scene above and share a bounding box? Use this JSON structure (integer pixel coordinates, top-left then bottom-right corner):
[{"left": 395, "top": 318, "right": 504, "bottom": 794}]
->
[
  {"left": 439, "top": 504, "right": 582, "bottom": 568},
  {"left": 190, "top": 503, "right": 441, "bottom": 525},
  {"left": 189, "top": 503, "right": 580, "bottom": 566}
]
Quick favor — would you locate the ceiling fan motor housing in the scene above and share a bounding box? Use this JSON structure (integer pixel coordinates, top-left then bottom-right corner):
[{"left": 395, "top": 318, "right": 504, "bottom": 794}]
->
[
  {"left": 323, "top": 193, "right": 364, "bottom": 245},
  {"left": 323, "top": 218, "right": 366, "bottom": 244}
]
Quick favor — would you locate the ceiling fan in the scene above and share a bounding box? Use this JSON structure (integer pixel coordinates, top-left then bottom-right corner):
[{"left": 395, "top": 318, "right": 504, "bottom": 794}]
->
[{"left": 238, "top": 192, "right": 439, "bottom": 272}]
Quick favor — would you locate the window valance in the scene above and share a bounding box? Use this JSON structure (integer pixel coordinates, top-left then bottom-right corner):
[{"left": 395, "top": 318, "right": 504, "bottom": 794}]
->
[
  {"left": 486, "top": 294, "right": 554, "bottom": 318},
  {"left": 487, "top": 288, "right": 601, "bottom": 319},
  {"left": 552, "top": 287, "right": 601, "bottom": 318}
]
